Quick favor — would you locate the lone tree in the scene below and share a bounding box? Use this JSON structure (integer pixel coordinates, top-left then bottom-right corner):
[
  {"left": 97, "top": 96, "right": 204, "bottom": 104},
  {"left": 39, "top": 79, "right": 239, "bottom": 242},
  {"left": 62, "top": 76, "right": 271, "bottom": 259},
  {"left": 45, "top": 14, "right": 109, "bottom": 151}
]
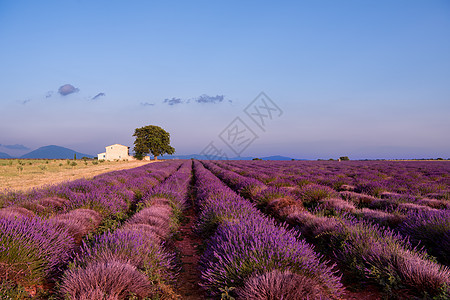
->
[{"left": 133, "top": 125, "right": 175, "bottom": 160}]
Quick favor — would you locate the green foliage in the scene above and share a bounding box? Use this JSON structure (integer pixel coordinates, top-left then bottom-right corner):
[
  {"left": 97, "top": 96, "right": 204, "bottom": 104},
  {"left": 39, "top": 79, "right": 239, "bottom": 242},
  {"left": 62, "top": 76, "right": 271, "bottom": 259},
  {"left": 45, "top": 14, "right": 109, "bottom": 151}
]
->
[
  {"left": 85, "top": 212, "right": 128, "bottom": 241},
  {"left": 17, "top": 166, "right": 23, "bottom": 172},
  {"left": 74, "top": 153, "right": 77, "bottom": 160},
  {"left": 133, "top": 125, "right": 175, "bottom": 160},
  {"left": 0, "top": 280, "right": 30, "bottom": 299},
  {"left": 70, "top": 162, "right": 77, "bottom": 167},
  {"left": 39, "top": 165, "right": 47, "bottom": 171},
  {"left": 339, "top": 156, "right": 350, "bottom": 161},
  {"left": 92, "top": 160, "right": 99, "bottom": 165}
]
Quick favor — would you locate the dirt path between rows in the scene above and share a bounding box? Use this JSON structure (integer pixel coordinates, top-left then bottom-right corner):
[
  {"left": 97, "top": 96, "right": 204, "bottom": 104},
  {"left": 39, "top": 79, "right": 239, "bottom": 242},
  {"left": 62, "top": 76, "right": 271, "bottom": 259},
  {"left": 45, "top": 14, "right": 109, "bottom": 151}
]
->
[{"left": 173, "top": 206, "right": 206, "bottom": 299}]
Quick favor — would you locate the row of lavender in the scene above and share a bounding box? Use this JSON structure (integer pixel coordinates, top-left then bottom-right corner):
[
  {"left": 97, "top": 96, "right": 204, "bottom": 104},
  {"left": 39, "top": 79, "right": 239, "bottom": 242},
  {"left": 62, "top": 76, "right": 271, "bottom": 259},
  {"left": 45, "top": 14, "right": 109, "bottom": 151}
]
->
[
  {"left": 193, "top": 160, "right": 344, "bottom": 299},
  {"left": 203, "top": 161, "right": 450, "bottom": 298},
  {"left": 60, "top": 160, "right": 192, "bottom": 299},
  {"left": 216, "top": 160, "right": 450, "bottom": 266},
  {"left": 224, "top": 160, "right": 449, "bottom": 206},
  {"left": 0, "top": 160, "right": 184, "bottom": 298},
  {"left": 0, "top": 160, "right": 182, "bottom": 218}
]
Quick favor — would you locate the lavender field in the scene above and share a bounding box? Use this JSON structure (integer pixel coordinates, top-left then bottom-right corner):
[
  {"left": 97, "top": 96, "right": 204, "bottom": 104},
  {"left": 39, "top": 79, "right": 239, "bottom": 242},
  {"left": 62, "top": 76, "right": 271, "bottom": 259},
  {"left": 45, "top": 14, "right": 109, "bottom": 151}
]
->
[{"left": 1, "top": 160, "right": 449, "bottom": 299}]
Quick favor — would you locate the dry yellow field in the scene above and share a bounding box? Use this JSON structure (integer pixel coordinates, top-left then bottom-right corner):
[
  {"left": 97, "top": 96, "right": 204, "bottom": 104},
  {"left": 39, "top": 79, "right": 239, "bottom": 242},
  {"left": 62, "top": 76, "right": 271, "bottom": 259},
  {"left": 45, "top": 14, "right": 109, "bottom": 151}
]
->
[{"left": 0, "top": 159, "right": 154, "bottom": 192}]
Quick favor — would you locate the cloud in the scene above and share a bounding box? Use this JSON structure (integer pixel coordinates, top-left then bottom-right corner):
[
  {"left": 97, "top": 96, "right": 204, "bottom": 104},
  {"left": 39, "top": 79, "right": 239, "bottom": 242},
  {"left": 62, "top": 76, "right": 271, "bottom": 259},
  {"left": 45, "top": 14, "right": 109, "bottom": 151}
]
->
[
  {"left": 58, "top": 84, "right": 79, "bottom": 96},
  {"left": 196, "top": 94, "right": 225, "bottom": 104},
  {"left": 21, "top": 99, "right": 31, "bottom": 105},
  {"left": 162, "top": 94, "right": 232, "bottom": 105},
  {"left": 45, "top": 91, "right": 54, "bottom": 98},
  {"left": 163, "top": 97, "right": 183, "bottom": 105},
  {"left": 92, "top": 92, "right": 105, "bottom": 100},
  {"left": 2, "top": 144, "right": 30, "bottom": 150},
  {"left": 141, "top": 102, "right": 155, "bottom": 107}
]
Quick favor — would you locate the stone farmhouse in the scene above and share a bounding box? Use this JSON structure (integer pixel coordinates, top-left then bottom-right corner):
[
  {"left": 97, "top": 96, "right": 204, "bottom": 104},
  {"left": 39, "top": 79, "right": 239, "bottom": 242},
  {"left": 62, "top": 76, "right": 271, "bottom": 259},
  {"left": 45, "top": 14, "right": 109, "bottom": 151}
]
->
[
  {"left": 97, "top": 144, "right": 152, "bottom": 161},
  {"left": 97, "top": 144, "right": 132, "bottom": 161}
]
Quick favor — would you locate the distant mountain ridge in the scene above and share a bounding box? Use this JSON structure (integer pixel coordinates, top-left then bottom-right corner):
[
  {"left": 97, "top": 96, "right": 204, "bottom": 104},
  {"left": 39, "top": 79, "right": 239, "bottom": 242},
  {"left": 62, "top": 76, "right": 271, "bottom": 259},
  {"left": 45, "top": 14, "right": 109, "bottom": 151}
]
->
[
  {"left": 261, "top": 155, "right": 296, "bottom": 161},
  {"left": 20, "top": 145, "right": 94, "bottom": 159},
  {"left": 2, "top": 146, "right": 298, "bottom": 160},
  {"left": 166, "top": 154, "right": 300, "bottom": 160},
  {"left": 0, "top": 152, "right": 12, "bottom": 159}
]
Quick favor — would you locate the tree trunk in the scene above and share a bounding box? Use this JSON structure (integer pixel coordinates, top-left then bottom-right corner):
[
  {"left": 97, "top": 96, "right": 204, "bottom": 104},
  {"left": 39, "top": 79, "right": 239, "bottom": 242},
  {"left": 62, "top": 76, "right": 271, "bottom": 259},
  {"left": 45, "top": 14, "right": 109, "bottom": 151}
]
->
[{"left": 154, "top": 156, "right": 158, "bottom": 161}]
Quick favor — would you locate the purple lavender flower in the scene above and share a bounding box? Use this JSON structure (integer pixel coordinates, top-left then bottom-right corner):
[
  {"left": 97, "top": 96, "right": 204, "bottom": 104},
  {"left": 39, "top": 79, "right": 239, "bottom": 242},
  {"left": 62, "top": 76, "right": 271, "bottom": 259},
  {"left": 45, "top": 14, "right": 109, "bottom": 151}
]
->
[
  {"left": 60, "top": 259, "right": 154, "bottom": 299},
  {"left": 0, "top": 216, "right": 75, "bottom": 285}
]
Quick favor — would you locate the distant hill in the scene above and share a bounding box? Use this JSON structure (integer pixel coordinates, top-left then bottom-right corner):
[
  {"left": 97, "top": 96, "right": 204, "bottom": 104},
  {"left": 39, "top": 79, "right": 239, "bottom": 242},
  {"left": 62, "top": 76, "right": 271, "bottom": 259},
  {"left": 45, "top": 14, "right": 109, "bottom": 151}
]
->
[
  {"left": 261, "top": 155, "right": 295, "bottom": 161},
  {"left": 0, "top": 152, "right": 12, "bottom": 159},
  {"left": 165, "top": 154, "right": 253, "bottom": 160},
  {"left": 20, "top": 145, "right": 94, "bottom": 159},
  {"left": 165, "top": 154, "right": 300, "bottom": 161}
]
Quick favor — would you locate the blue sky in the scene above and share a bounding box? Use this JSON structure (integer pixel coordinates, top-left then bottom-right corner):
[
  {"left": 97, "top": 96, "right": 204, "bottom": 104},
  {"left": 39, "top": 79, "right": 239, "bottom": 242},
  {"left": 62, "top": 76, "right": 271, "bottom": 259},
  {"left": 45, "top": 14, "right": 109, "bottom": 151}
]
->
[{"left": 1, "top": 0, "right": 449, "bottom": 159}]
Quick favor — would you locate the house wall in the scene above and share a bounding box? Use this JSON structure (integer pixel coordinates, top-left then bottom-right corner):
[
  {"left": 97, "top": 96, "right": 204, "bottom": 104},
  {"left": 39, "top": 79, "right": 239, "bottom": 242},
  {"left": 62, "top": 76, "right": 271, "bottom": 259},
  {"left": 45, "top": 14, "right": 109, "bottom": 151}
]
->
[
  {"left": 98, "top": 152, "right": 106, "bottom": 160},
  {"left": 105, "top": 144, "right": 131, "bottom": 161},
  {"left": 97, "top": 144, "right": 151, "bottom": 161}
]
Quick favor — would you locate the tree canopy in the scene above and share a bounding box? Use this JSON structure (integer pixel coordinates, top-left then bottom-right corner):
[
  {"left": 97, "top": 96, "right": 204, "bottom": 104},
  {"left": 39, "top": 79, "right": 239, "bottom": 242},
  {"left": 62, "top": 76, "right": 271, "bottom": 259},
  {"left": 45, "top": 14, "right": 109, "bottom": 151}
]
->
[{"left": 133, "top": 125, "right": 175, "bottom": 160}]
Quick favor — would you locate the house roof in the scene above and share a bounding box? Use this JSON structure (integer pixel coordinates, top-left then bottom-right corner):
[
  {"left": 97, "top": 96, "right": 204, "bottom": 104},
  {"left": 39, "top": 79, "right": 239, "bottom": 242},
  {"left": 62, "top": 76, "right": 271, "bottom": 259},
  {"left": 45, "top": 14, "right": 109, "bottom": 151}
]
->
[{"left": 105, "top": 144, "right": 130, "bottom": 149}]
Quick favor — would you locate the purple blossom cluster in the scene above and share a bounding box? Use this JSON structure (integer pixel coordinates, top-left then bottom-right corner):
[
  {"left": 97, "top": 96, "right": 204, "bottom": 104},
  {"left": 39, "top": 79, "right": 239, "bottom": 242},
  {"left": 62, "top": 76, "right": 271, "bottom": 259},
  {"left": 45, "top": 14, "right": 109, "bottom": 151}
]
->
[
  {"left": 49, "top": 208, "right": 102, "bottom": 244},
  {"left": 193, "top": 161, "right": 344, "bottom": 298},
  {"left": 144, "top": 160, "right": 192, "bottom": 209},
  {"left": 0, "top": 160, "right": 184, "bottom": 296},
  {"left": 221, "top": 160, "right": 450, "bottom": 200},
  {"left": 398, "top": 209, "right": 450, "bottom": 265},
  {"left": 209, "top": 160, "right": 450, "bottom": 298},
  {"left": 60, "top": 228, "right": 176, "bottom": 299},
  {"left": 0, "top": 161, "right": 182, "bottom": 217},
  {"left": 0, "top": 216, "right": 75, "bottom": 286},
  {"left": 1, "top": 158, "right": 448, "bottom": 298},
  {"left": 203, "top": 161, "right": 267, "bottom": 199},
  {"left": 290, "top": 212, "right": 450, "bottom": 297},
  {"left": 60, "top": 161, "right": 191, "bottom": 299}
]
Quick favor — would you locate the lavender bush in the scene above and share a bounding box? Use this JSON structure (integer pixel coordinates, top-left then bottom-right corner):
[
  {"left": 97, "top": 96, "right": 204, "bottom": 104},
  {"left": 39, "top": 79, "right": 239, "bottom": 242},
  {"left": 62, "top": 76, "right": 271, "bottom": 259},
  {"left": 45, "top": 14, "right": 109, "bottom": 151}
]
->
[
  {"left": 0, "top": 216, "right": 75, "bottom": 287},
  {"left": 49, "top": 208, "right": 102, "bottom": 243},
  {"left": 289, "top": 212, "right": 450, "bottom": 297},
  {"left": 193, "top": 161, "right": 344, "bottom": 298},
  {"left": 63, "top": 229, "right": 177, "bottom": 298},
  {"left": 199, "top": 216, "right": 343, "bottom": 298},
  {"left": 214, "top": 160, "right": 450, "bottom": 298},
  {"left": 236, "top": 269, "right": 331, "bottom": 300},
  {"left": 60, "top": 259, "right": 154, "bottom": 299},
  {"left": 59, "top": 161, "right": 190, "bottom": 299},
  {"left": 398, "top": 209, "right": 450, "bottom": 266}
]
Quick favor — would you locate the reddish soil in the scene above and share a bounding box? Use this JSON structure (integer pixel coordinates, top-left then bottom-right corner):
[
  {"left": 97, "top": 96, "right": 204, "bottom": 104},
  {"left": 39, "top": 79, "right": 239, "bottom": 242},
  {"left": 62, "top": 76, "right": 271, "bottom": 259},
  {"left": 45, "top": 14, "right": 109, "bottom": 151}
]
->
[
  {"left": 343, "top": 286, "right": 384, "bottom": 299},
  {"left": 173, "top": 207, "right": 206, "bottom": 299}
]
